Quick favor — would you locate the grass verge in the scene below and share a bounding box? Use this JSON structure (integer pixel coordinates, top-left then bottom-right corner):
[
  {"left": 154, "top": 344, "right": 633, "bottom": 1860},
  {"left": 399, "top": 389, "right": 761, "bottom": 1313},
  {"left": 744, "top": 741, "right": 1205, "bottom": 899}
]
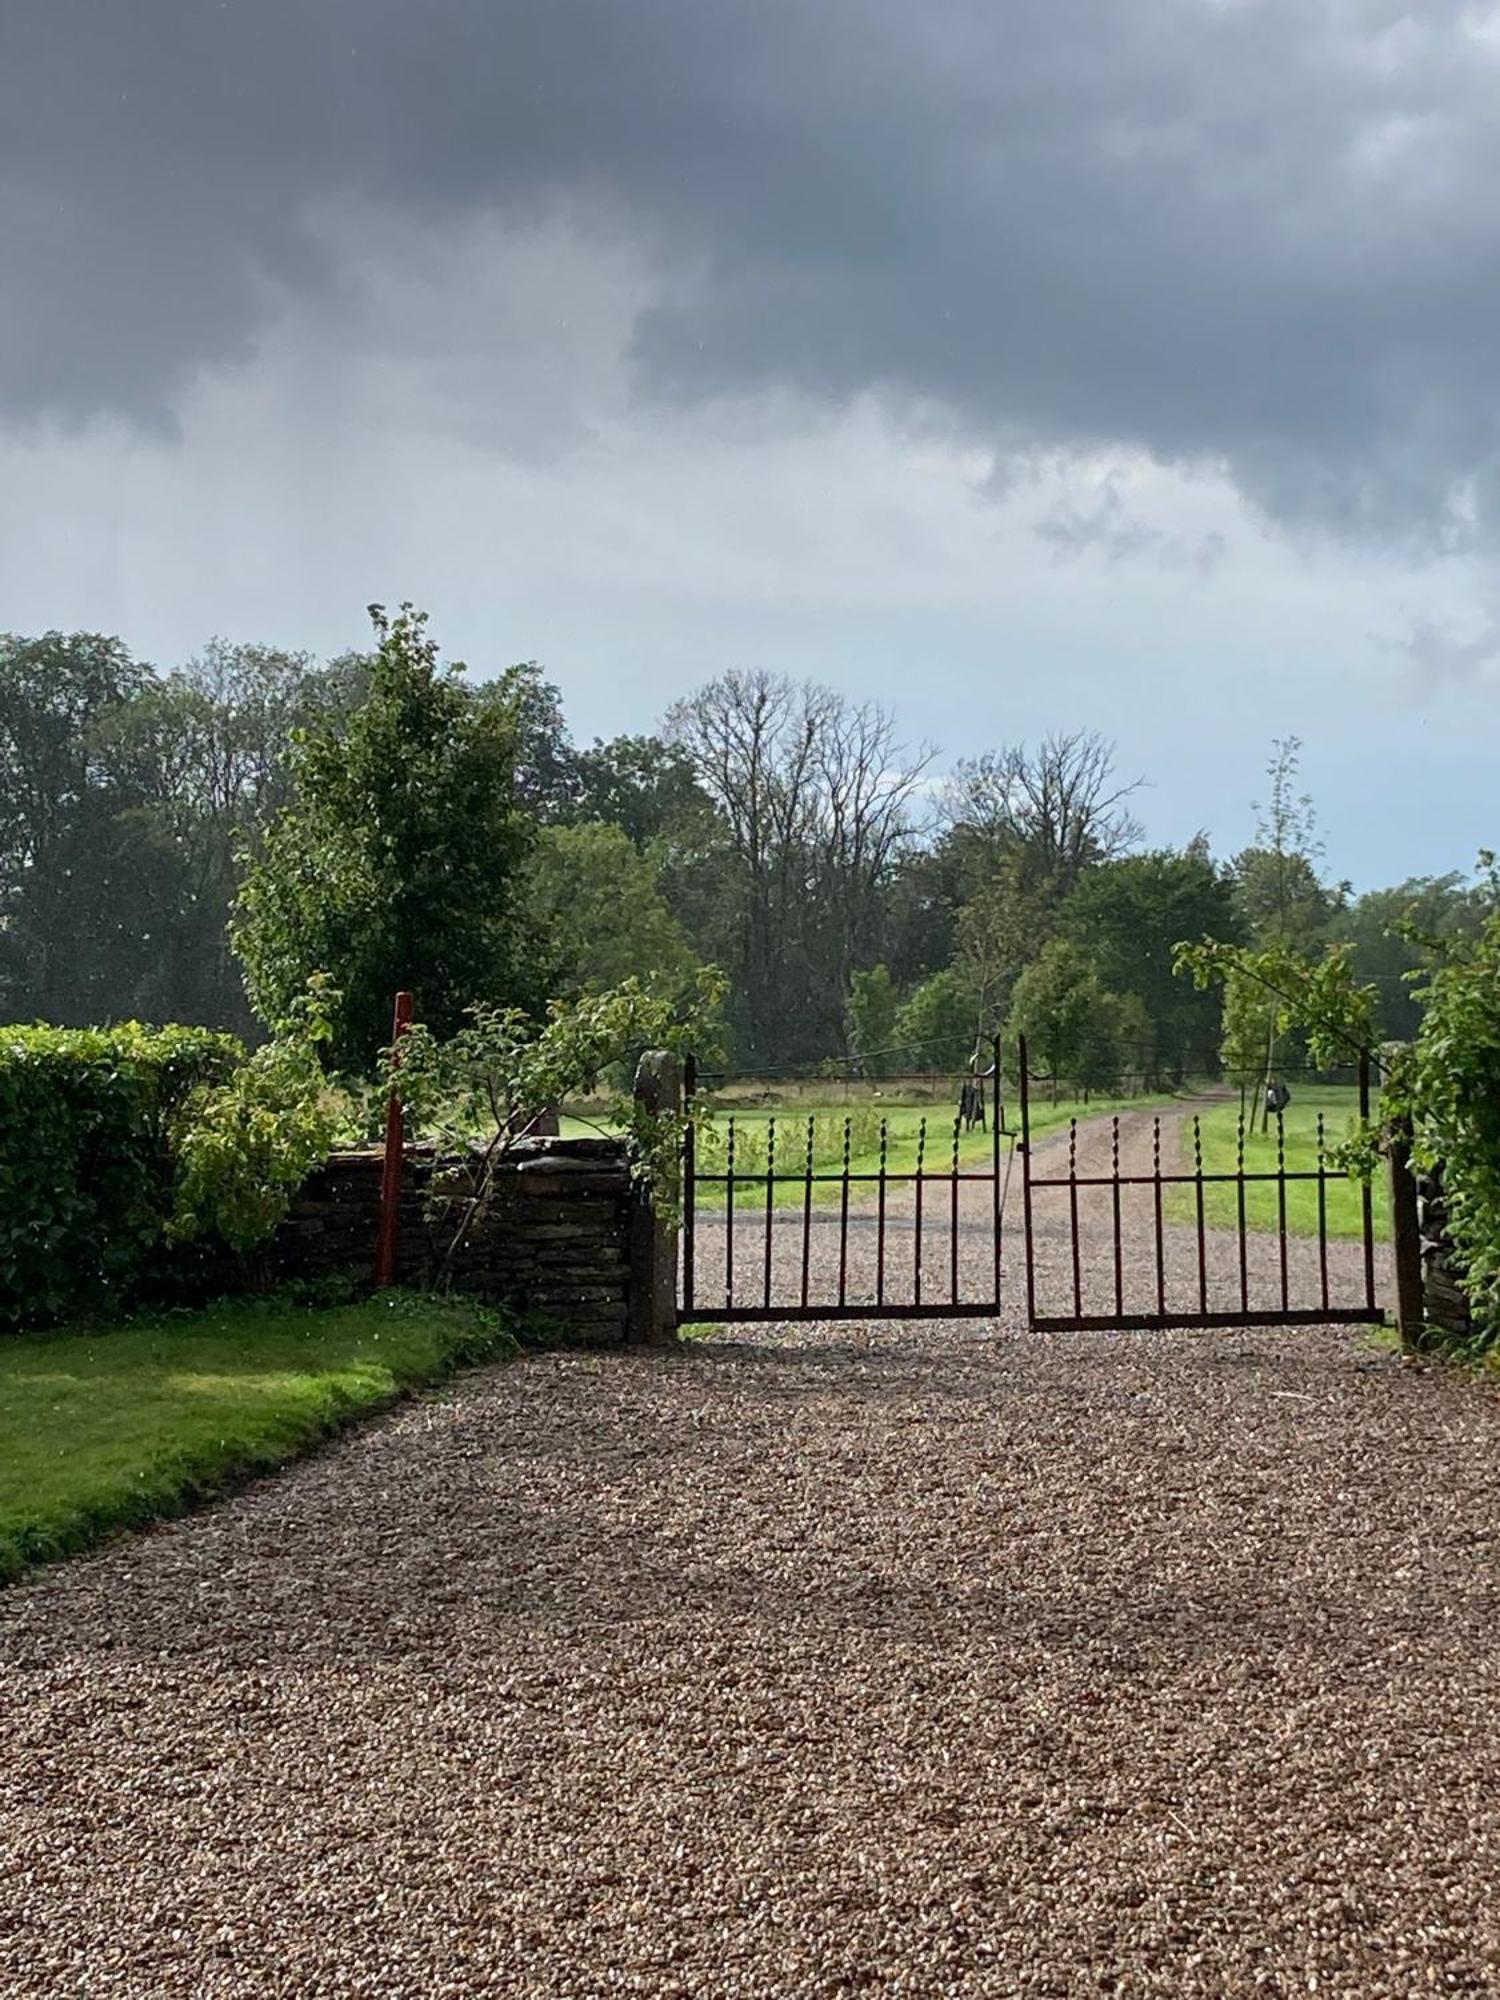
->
[
  {"left": 0, "top": 1291, "right": 515, "bottom": 1583},
  {"left": 1166, "top": 1086, "right": 1386, "bottom": 1243}
]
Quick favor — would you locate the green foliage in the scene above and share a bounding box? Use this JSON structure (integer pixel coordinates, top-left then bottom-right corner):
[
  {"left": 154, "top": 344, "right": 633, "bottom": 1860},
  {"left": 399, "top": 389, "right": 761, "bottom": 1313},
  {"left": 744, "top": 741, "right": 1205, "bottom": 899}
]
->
[
  {"left": 1232, "top": 737, "right": 1343, "bottom": 952},
  {"left": 1008, "top": 939, "right": 1127, "bottom": 1094},
  {"left": 0, "top": 1292, "right": 515, "bottom": 1581},
  {"left": 233, "top": 604, "right": 542, "bottom": 1069},
  {"left": 570, "top": 734, "right": 716, "bottom": 850},
  {"left": 1061, "top": 847, "right": 1243, "bottom": 1077},
  {"left": 0, "top": 985, "right": 353, "bottom": 1325},
  {"left": 954, "top": 854, "right": 1053, "bottom": 1035},
  {"left": 1376, "top": 859, "right": 1500, "bottom": 1341},
  {"left": 846, "top": 965, "right": 900, "bottom": 1077},
  {"left": 883, "top": 844, "right": 962, "bottom": 990},
  {"left": 0, "top": 630, "right": 151, "bottom": 1022},
  {"left": 1173, "top": 936, "right": 1376, "bottom": 1076},
  {"left": 168, "top": 977, "right": 344, "bottom": 1251},
  {"left": 0, "top": 630, "right": 356, "bottom": 1035},
  {"left": 892, "top": 967, "right": 979, "bottom": 1068},
  {"left": 398, "top": 971, "right": 727, "bottom": 1236},
  {"left": 1341, "top": 872, "right": 1495, "bottom": 1042},
  {"left": 0, "top": 1022, "right": 239, "bottom": 1327},
  {"left": 525, "top": 820, "right": 705, "bottom": 1000},
  {"left": 1215, "top": 951, "right": 1281, "bottom": 1081},
  {"left": 1193, "top": 863, "right": 1500, "bottom": 1348}
]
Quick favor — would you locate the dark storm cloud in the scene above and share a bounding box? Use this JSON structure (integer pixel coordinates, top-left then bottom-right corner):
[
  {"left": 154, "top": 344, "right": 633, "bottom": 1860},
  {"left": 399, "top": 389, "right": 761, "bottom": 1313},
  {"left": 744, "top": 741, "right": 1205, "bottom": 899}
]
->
[{"left": 6, "top": 0, "right": 1500, "bottom": 542}]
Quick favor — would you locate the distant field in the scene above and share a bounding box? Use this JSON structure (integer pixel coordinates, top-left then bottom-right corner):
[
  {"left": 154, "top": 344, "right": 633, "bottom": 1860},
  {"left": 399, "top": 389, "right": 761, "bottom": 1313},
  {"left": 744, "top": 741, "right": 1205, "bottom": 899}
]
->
[
  {"left": 669, "top": 1089, "right": 1172, "bottom": 1210},
  {"left": 568, "top": 1083, "right": 1382, "bottom": 1235},
  {"left": 1167, "top": 1085, "right": 1384, "bottom": 1243}
]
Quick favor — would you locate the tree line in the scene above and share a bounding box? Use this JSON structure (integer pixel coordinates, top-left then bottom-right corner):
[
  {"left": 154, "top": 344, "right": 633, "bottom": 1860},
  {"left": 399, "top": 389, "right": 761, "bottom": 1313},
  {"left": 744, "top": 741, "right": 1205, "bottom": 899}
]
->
[{"left": 0, "top": 614, "right": 1488, "bottom": 1078}]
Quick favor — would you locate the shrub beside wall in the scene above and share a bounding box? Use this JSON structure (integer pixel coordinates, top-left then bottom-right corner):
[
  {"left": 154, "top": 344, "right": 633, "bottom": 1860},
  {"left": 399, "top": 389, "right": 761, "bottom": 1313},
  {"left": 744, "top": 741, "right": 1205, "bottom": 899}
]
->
[{"left": 0, "top": 1024, "right": 240, "bottom": 1328}]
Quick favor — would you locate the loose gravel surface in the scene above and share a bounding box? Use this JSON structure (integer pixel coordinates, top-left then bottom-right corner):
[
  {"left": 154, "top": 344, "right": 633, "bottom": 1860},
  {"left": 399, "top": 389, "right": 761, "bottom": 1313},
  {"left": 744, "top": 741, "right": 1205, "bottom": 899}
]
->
[{"left": 4, "top": 1128, "right": 1500, "bottom": 1996}]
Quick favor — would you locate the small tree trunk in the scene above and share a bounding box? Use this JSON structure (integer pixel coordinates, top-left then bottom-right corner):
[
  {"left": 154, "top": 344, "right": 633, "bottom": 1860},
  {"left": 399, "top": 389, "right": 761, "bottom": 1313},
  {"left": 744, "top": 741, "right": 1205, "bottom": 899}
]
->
[{"left": 1259, "top": 1018, "right": 1277, "bottom": 1134}]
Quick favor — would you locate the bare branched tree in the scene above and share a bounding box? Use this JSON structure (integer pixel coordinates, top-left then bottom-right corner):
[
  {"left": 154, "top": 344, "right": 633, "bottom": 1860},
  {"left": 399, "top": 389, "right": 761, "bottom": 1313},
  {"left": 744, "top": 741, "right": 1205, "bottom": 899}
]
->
[
  {"left": 943, "top": 730, "right": 1143, "bottom": 898},
  {"left": 666, "top": 669, "right": 931, "bottom": 1063}
]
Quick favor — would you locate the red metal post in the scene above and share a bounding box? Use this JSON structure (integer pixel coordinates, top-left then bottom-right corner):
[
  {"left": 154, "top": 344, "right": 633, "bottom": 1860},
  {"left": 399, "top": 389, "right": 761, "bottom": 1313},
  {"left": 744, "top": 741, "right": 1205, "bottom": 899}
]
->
[{"left": 374, "top": 990, "right": 415, "bottom": 1288}]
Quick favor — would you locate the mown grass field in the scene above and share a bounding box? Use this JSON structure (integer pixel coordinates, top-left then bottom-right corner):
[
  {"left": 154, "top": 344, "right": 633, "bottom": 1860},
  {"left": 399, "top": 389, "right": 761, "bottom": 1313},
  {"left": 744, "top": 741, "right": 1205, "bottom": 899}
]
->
[
  {"left": 1168, "top": 1084, "right": 1385, "bottom": 1243},
  {"left": 0, "top": 1293, "right": 514, "bottom": 1582}
]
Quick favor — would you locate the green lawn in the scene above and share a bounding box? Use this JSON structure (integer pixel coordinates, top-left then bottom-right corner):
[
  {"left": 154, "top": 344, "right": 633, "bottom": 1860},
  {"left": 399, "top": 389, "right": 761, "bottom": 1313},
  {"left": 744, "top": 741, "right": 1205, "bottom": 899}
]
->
[
  {"left": 684, "top": 1091, "right": 1171, "bottom": 1209},
  {"left": 0, "top": 1293, "right": 514, "bottom": 1583},
  {"left": 1167, "top": 1085, "right": 1385, "bottom": 1242}
]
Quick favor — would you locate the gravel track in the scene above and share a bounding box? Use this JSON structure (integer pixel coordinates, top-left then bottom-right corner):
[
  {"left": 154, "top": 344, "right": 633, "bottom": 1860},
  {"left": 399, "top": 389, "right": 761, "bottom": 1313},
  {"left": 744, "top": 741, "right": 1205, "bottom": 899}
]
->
[{"left": 3, "top": 1124, "right": 1497, "bottom": 1996}]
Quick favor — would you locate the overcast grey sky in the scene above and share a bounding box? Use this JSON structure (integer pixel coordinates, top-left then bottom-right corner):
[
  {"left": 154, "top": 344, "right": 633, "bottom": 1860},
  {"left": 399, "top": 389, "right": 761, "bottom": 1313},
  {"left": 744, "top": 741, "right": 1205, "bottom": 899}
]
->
[{"left": 3, "top": 0, "right": 1498, "bottom": 886}]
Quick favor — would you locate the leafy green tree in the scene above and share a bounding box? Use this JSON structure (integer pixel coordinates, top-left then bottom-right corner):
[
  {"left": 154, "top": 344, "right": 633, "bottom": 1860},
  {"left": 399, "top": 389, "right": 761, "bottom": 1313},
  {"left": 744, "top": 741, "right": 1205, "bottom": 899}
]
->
[
  {"left": 882, "top": 842, "right": 962, "bottom": 989},
  {"left": 86, "top": 641, "right": 340, "bottom": 1032},
  {"left": 1075, "top": 989, "right": 1131, "bottom": 1097},
  {"left": 233, "top": 605, "right": 541, "bottom": 1069},
  {"left": 893, "top": 967, "right": 984, "bottom": 1071},
  {"left": 954, "top": 850, "right": 1057, "bottom": 1045},
  {"left": 1174, "top": 937, "right": 1377, "bottom": 1104},
  {"left": 397, "top": 969, "right": 727, "bottom": 1255},
  {"left": 506, "top": 662, "right": 584, "bottom": 819},
  {"left": 1342, "top": 873, "right": 1494, "bottom": 1042},
  {"left": 1233, "top": 737, "right": 1341, "bottom": 952},
  {"left": 525, "top": 821, "right": 704, "bottom": 999},
  {"left": 0, "top": 631, "right": 149, "bottom": 1021},
  {"left": 1008, "top": 939, "right": 1127, "bottom": 1099},
  {"left": 846, "top": 964, "right": 900, "bottom": 1077},
  {"left": 1061, "top": 845, "right": 1242, "bottom": 1081},
  {"left": 1225, "top": 738, "right": 1347, "bottom": 1120},
  {"left": 571, "top": 734, "right": 717, "bottom": 851}
]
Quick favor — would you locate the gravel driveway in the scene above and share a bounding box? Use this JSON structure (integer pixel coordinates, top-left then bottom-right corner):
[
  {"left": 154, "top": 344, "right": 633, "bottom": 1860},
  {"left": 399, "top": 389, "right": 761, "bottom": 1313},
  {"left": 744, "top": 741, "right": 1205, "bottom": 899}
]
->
[{"left": 3, "top": 1129, "right": 1498, "bottom": 1996}]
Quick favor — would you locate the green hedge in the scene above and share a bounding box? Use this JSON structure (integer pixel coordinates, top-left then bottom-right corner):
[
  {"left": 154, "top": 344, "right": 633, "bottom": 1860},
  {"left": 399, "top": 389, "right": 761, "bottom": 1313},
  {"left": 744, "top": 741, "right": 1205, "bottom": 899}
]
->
[{"left": 0, "top": 1024, "right": 241, "bottom": 1328}]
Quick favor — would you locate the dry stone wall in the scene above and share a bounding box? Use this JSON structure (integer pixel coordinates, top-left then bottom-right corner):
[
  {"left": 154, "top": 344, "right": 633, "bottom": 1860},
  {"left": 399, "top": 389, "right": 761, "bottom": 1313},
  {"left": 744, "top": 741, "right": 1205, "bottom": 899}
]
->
[{"left": 275, "top": 1136, "right": 638, "bottom": 1344}]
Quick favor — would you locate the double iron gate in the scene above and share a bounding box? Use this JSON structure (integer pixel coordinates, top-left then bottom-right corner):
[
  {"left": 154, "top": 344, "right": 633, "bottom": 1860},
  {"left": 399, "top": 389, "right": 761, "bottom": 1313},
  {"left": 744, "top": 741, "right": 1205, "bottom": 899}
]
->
[{"left": 677, "top": 1040, "right": 1383, "bottom": 1335}]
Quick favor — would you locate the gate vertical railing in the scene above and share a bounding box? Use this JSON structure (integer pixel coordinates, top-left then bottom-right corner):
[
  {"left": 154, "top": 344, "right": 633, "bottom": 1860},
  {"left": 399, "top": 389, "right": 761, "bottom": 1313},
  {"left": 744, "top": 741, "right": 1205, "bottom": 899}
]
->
[
  {"left": 682, "top": 1052, "right": 697, "bottom": 1313},
  {"left": 1018, "top": 1037, "right": 1037, "bottom": 1331},
  {"left": 1018, "top": 1035, "right": 1384, "bottom": 1333},
  {"left": 1359, "top": 1048, "right": 1377, "bottom": 1315},
  {"left": 678, "top": 1038, "right": 1007, "bottom": 1325}
]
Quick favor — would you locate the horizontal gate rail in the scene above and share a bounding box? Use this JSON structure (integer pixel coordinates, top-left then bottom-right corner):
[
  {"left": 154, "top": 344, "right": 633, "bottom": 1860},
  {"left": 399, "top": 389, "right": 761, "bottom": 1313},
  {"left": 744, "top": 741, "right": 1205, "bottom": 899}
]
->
[
  {"left": 1027, "top": 1169, "right": 1359, "bottom": 1189},
  {"left": 691, "top": 1169, "right": 1006, "bottom": 1186},
  {"left": 1030, "top": 1308, "right": 1385, "bottom": 1334},
  {"left": 682, "top": 1303, "right": 1010, "bottom": 1325}
]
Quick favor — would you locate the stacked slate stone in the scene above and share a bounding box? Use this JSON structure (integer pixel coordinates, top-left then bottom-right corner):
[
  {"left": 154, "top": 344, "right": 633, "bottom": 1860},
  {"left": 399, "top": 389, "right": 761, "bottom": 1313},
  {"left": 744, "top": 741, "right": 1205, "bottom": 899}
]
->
[
  {"left": 442, "top": 1138, "right": 633, "bottom": 1344},
  {"left": 1416, "top": 1162, "right": 1473, "bottom": 1342},
  {"left": 276, "top": 1151, "right": 433, "bottom": 1284},
  {"left": 274, "top": 1136, "right": 635, "bottom": 1344}
]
